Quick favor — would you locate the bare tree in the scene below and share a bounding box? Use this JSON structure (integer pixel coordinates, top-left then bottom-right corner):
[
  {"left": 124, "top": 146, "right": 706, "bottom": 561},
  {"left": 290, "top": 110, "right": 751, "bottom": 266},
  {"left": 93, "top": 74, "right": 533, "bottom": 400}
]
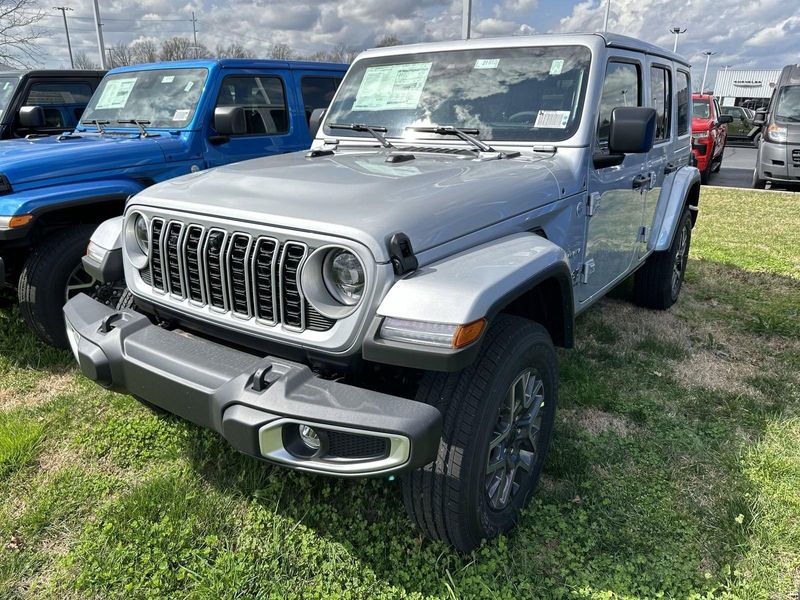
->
[
  {"left": 106, "top": 42, "right": 135, "bottom": 68},
  {"left": 304, "top": 50, "right": 332, "bottom": 63},
  {"left": 130, "top": 39, "right": 159, "bottom": 64},
  {"left": 268, "top": 42, "right": 294, "bottom": 61},
  {"left": 160, "top": 36, "right": 209, "bottom": 61},
  {"left": 376, "top": 34, "right": 403, "bottom": 48},
  {"left": 215, "top": 42, "right": 253, "bottom": 59},
  {"left": 328, "top": 42, "right": 361, "bottom": 64},
  {"left": 73, "top": 50, "right": 100, "bottom": 70},
  {"left": 0, "top": 0, "right": 44, "bottom": 68}
]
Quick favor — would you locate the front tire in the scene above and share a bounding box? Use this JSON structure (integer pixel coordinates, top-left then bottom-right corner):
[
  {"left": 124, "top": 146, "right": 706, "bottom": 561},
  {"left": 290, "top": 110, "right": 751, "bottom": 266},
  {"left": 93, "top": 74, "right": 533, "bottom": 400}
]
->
[
  {"left": 633, "top": 208, "right": 692, "bottom": 310},
  {"left": 18, "top": 225, "right": 125, "bottom": 348},
  {"left": 402, "top": 315, "right": 558, "bottom": 552}
]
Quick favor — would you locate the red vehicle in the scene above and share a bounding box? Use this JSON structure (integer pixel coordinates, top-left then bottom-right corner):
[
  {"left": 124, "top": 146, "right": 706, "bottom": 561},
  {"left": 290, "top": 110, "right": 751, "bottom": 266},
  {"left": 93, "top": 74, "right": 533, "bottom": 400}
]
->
[{"left": 692, "top": 94, "right": 733, "bottom": 183}]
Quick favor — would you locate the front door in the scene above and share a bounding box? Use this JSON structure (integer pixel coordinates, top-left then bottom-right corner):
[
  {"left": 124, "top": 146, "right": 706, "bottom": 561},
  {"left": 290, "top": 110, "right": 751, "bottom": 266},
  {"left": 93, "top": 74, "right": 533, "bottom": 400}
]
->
[
  {"left": 579, "top": 56, "right": 648, "bottom": 304},
  {"left": 204, "top": 71, "right": 305, "bottom": 168}
]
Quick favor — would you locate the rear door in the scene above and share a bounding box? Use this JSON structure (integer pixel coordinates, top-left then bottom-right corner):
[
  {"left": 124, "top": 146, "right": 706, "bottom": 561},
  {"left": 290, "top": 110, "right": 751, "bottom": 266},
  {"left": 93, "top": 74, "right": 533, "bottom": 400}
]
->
[
  {"left": 204, "top": 69, "right": 306, "bottom": 168},
  {"left": 580, "top": 53, "right": 649, "bottom": 304},
  {"left": 297, "top": 74, "right": 343, "bottom": 127}
]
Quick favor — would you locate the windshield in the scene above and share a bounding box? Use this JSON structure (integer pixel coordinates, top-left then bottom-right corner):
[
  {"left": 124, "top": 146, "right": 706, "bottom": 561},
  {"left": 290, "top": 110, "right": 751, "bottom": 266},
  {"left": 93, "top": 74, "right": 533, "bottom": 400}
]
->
[
  {"left": 80, "top": 68, "right": 208, "bottom": 129},
  {"left": 324, "top": 45, "right": 592, "bottom": 143},
  {"left": 0, "top": 77, "right": 19, "bottom": 118},
  {"left": 692, "top": 99, "right": 710, "bottom": 119},
  {"left": 775, "top": 85, "right": 800, "bottom": 122}
]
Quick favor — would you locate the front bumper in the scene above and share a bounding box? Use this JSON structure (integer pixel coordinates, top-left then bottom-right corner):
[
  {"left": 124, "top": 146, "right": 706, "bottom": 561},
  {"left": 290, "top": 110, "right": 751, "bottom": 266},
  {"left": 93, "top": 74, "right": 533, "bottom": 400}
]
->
[
  {"left": 64, "top": 294, "right": 442, "bottom": 477},
  {"left": 757, "top": 141, "right": 800, "bottom": 183}
]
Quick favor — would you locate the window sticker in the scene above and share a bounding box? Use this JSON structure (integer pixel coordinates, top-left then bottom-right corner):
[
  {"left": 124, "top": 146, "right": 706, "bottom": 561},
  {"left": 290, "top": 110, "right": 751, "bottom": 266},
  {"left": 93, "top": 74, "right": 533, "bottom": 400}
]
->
[
  {"left": 474, "top": 58, "right": 500, "bottom": 70},
  {"left": 549, "top": 59, "right": 564, "bottom": 75},
  {"left": 352, "top": 63, "right": 433, "bottom": 111},
  {"left": 161, "top": 75, "right": 175, "bottom": 83},
  {"left": 2, "top": 82, "right": 10, "bottom": 90},
  {"left": 184, "top": 81, "right": 195, "bottom": 93},
  {"left": 94, "top": 78, "right": 137, "bottom": 110},
  {"left": 172, "top": 109, "right": 191, "bottom": 121},
  {"left": 534, "top": 109, "right": 571, "bottom": 129}
]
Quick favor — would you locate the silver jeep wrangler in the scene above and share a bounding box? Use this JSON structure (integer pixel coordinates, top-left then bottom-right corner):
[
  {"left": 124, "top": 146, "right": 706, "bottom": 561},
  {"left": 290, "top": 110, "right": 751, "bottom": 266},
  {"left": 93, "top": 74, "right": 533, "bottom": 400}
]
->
[{"left": 65, "top": 33, "right": 699, "bottom": 551}]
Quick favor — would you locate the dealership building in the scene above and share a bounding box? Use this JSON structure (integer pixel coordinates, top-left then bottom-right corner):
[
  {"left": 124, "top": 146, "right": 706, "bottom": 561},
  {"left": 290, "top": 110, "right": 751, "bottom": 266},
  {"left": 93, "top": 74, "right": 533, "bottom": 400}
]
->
[{"left": 712, "top": 69, "right": 781, "bottom": 111}]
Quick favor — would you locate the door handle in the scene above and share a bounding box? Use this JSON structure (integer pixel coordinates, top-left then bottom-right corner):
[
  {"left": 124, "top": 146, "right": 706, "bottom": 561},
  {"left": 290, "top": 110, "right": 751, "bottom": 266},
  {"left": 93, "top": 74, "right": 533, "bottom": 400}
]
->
[
  {"left": 664, "top": 162, "right": 678, "bottom": 175},
  {"left": 632, "top": 174, "right": 651, "bottom": 189}
]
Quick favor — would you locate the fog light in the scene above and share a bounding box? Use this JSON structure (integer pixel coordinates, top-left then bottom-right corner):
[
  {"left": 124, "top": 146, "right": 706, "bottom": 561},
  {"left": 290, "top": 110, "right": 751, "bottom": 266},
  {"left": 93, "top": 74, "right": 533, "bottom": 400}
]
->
[{"left": 299, "top": 425, "right": 321, "bottom": 450}]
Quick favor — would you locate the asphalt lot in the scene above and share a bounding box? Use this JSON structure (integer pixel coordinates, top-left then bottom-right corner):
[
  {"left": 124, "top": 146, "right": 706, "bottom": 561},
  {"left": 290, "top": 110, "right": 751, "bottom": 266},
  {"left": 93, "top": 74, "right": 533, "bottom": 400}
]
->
[
  {"left": 712, "top": 143, "right": 798, "bottom": 191},
  {"left": 711, "top": 144, "right": 757, "bottom": 189}
]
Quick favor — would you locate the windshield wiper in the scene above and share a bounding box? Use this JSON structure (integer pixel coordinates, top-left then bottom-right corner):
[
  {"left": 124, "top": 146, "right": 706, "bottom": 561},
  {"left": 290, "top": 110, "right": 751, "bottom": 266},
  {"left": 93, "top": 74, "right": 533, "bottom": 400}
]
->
[
  {"left": 117, "top": 119, "right": 158, "bottom": 137},
  {"left": 81, "top": 119, "right": 109, "bottom": 134},
  {"left": 406, "top": 125, "right": 495, "bottom": 153},
  {"left": 328, "top": 123, "right": 394, "bottom": 148}
]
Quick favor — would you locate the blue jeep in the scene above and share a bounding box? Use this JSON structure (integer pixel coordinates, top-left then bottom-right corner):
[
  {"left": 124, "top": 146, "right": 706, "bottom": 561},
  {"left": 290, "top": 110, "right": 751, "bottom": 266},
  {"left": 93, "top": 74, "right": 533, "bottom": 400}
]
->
[{"left": 0, "top": 58, "right": 346, "bottom": 347}]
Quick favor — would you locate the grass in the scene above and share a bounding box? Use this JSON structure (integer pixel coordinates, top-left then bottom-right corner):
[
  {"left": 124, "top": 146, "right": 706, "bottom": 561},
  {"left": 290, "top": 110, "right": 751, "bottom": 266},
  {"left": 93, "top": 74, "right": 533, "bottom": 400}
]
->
[{"left": 0, "top": 187, "right": 798, "bottom": 599}]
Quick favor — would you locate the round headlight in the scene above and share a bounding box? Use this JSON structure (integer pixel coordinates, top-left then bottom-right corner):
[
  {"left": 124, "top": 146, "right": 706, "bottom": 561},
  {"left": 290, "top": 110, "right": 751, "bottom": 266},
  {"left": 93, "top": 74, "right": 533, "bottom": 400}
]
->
[
  {"left": 324, "top": 249, "right": 365, "bottom": 306},
  {"left": 134, "top": 214, "right": 149, "bottom": 255}
]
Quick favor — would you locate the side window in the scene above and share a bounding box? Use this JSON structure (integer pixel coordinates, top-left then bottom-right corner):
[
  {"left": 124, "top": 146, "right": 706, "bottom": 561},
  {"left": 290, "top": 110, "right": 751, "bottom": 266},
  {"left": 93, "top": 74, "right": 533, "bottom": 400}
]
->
[
  {"left": 216, "top": 76, "right": 288, "bottom": 136},
  {"left": 300, "top": 77, "right": 342, "bottom": 124},
  {"left": 23, "top": 81, "right": 94, "bottom": 129},
  {"left": 596, "top": 61, "right": 641, "bottom": 149},
  {"left": 713, "top": 98, "right": 722, "bottom": 121},
  {"left": 676, "top": 70, "right": 690, "bottom": 136},
  {"left": 650, "top": 66, "right": 672, "bottom": 141}
]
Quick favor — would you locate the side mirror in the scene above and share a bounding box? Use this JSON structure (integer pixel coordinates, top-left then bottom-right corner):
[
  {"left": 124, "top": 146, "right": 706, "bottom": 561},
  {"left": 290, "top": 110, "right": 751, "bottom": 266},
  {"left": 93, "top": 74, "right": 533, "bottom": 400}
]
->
[
  {"left": 19, "top": 106, "right": 45, "bottom": 129},
  {"left": 609, "top": 107, "right": 657, "bottom": 154},
  {"left": 213, "top": 106, "right": 247, "bottom": 136},
  {"left": 717, "top": 115, "right": 734, "bottom": 124},
  {"left": 309, "top": 108, "right": 326, "bottom": 139},
  {"left": 753, "top": 108, "right": 768, "bottom": 125}
]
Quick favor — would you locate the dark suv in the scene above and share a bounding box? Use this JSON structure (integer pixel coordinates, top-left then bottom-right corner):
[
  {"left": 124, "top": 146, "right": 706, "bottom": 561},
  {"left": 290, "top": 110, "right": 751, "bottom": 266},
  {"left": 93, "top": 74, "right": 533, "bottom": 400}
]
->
[{"left": 0, "top": 70, "right": 104, "bottom": 139}]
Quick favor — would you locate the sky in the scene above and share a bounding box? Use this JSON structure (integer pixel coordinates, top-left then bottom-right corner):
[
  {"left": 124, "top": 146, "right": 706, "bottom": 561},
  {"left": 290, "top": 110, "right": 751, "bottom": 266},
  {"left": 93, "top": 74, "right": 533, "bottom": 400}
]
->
[{"left": 33, "top": 0, "right": 800, "bottom": 87}]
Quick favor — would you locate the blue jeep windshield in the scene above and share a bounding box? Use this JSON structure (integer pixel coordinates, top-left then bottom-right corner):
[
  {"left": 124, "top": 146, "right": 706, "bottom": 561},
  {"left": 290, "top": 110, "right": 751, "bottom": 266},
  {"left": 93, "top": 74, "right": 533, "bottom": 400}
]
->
[
  {"left": 775, "top": 85, "right": 800, "bottom": 122},
  {"left": 324, "top": 45, "right": 592, "bottom": 143},
  {"left": 80, "top": 68, "right": 208, "bottom": 129},
  {"left": 0, "top": 77, "right": 19, "bottom": 118}
]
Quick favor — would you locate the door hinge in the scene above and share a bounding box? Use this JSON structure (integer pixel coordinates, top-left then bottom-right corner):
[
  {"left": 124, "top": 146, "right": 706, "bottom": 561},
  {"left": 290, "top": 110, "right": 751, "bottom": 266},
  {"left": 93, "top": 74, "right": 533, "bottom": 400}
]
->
[
  {"left": 587, "top": 192, "right": 601, "bottom": 217},
  {"left": 637, "top": 226, "right": 649, "bottom": 243},
  {"left": 581, "top": 259, "right": 595, "bottom": 284}
]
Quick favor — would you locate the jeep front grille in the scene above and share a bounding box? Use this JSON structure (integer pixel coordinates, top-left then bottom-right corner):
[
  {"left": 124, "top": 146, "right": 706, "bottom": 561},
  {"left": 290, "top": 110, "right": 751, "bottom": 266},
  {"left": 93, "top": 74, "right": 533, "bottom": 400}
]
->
[{"left": 146, "top": 217, "right": 334, "bottom": 332}]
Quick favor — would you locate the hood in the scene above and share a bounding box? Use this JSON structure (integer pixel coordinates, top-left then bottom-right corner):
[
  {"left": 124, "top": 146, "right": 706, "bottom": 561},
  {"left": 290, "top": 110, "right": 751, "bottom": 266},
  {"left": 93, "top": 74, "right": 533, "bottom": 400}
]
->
[
  {"left": 0, "top": 133, "right": 172, "bottom": 186},
  {"left": 132, "top": 149, "right": 564, "bottom": 262}
]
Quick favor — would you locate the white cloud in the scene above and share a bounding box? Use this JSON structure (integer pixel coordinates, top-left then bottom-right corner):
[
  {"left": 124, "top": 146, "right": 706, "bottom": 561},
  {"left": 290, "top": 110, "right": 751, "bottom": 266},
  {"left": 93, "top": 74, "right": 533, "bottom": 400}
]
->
[
  {"left": 555, "top": 0, "right": 799, "bottom": 84},
  {"left": 33, "top": 0, "right": 799, "bottom": 76}
]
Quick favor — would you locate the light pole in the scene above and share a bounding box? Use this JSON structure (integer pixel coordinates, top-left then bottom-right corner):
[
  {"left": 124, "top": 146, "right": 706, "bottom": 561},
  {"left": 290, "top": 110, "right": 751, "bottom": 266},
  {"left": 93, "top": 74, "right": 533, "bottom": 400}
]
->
[
  {"left": 92, "top": 0, "right": 108, "bottom": 70},
  {"left": 670, "top": 26, "right": 686, "bottom": 53},
  {"left": 603, "top": 0, "right": 611, "bottom": 32},
  {"left": 462, "top": 0, "right": 472, "bottom": 40},
  {"left": 701, "top": 50, "right": 715, "bottom": 93},
  {"left": 53, "top": 6, "right": 74, "bottom": 68}
]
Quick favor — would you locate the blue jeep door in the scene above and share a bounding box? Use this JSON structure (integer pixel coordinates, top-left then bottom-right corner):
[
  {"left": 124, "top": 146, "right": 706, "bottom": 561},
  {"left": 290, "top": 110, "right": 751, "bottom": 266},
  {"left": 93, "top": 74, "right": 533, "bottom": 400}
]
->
[{"left": 204, "top": 71, "right": 307, "bottom": 167}]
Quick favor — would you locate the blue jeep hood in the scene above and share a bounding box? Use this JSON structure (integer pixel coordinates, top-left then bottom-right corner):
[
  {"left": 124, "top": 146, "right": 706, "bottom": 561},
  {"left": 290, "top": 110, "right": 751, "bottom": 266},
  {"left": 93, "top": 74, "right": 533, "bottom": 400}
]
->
[{"left": 0, "top": 133, "right": 172, "bottom": 186}]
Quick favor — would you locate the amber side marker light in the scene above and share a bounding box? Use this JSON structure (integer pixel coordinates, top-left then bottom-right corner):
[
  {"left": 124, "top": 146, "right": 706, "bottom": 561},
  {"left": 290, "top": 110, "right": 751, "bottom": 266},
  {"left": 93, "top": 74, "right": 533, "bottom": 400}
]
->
[
  {"left": 453, "top": 318, "right": 487, "bottom": 349},
  {"left": 4, "top": 215, "right": 33, "bottom": 229}
]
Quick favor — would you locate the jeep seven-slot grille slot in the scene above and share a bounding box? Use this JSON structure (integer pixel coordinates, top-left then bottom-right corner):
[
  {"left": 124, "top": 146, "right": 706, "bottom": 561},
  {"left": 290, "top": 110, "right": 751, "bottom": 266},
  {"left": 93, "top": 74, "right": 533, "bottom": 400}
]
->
[
  {"left": 165, "top": 222, "right": 183, "bottom": 296},
  {"left": 143, "top": 220, "right": 334, "bottom": 333}
]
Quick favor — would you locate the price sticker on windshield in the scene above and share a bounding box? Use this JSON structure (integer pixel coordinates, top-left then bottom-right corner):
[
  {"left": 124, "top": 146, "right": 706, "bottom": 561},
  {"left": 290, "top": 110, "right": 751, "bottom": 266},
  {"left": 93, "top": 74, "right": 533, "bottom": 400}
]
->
[
  {"left": 95, "top": 78, "right": 137, "bottom": 110},
  {"left": 172, "top": 109, "right": 191, "bottom": 121},
  {"left": 534, "top": 110, "right": 571, "bottom": 129},
  {"left": 352, "top": 63, "right": 432, "bottom": 111}
]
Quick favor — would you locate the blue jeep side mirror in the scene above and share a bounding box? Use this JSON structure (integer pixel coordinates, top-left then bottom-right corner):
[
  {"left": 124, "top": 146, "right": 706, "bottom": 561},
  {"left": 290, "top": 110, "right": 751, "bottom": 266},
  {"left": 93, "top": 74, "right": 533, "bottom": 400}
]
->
[
  {"left": 213, "top": 106, "right": 247, "bottom": 136},
  {"left": 608, "top": 107, "right": 657, "bottom": 155}
]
